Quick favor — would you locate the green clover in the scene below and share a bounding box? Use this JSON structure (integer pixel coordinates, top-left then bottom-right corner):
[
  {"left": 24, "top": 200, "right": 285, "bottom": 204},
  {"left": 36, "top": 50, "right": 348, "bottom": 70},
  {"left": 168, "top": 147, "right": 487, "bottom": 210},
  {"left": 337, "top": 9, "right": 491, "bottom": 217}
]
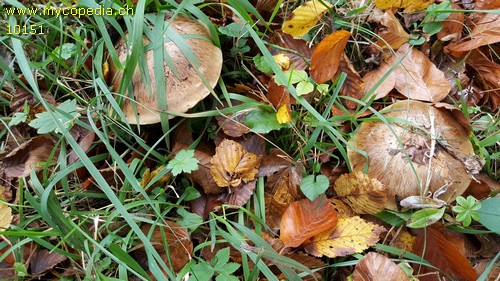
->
[{"left": 452, "top": 196, "right": 481, "bottom": 227}]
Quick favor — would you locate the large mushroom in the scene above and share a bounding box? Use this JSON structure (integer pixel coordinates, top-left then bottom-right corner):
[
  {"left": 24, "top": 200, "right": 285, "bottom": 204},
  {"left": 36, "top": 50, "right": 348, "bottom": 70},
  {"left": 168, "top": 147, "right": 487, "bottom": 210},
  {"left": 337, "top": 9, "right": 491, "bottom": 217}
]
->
[
  {"left": 347, "top": 100, "right": 480, "bottom": 210},
  {"left": 109, "top": 14, "right": 222, "bottom": 124}
]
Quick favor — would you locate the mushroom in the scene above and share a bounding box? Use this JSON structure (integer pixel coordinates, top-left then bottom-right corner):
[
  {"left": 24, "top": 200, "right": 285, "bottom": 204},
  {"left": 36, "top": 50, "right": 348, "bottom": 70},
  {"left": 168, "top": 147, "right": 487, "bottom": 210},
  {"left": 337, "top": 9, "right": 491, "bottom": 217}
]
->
[
  {"left": 347, "top": 100, "right": 478, "bottom": 210},
  {"left": 109, "top": 14, "right": 222, "bottom": 124}
]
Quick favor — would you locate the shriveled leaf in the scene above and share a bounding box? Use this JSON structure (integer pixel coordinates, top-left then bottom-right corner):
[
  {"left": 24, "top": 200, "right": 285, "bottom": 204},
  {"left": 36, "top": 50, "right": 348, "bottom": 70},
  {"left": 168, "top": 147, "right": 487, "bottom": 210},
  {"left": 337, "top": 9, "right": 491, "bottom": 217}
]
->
[
  {"left": 265, "top": 193, "right": 288, "bottom": 230},
  {"left": 268, "top": 31, "right": 316, "bottom": 71},
  {"left": 280, "top": 197, "right": 338, "bottom": 248},
  {"left": 282, "top": 0, "right": 333, "bottom": 37},
  {"left": 140, "top": 165, "right": 170, "bottom": 190},
  {"left": 373, "top": 0, "right": 435, "bottom": 12},
  {"left": 137, "top": 221, "right": 193, "bottom": 272},
  {"left": 279, "top": 253, "right": 325, "bottom": 281},
  {"left": 188, "top": 148, "right": 221, "bottom": 195},
  {"left": 310, "top": 30, "right": 350, "bottom": 84},
  {"left": 394, "top": 44, "right": 450, "bottom": 102},
  {"left": 353, "top": 252, "right": 410, "bottom": 281},
  {"left": 190, "top": 192, "right": 227, "bottom": 219},
  {"left": 30, "top": 250, "right": 67, "bottom": 276},
  {"left": 407, "top": 207, "right": 445, "bottom": 228},
  {"left": 377, "top": 10, "right": 410, "bottom": 49},
  {"left": 413, "top": 227, "right": 476, "bottom": 281},
  {"left": 333, "top": 171, "right": 388, "bottom": 215},
  {"left": 210, "top": 139, "right": 261, "bottom": 188},
  {"left": 304, "top": 216, "right": 385, "bottom": 258},
  {"left": 449, "top": 14, "right": 500, "bottom": 52},
  {"left": 300, "top": 175, "right": 329, "bottom": 201}
]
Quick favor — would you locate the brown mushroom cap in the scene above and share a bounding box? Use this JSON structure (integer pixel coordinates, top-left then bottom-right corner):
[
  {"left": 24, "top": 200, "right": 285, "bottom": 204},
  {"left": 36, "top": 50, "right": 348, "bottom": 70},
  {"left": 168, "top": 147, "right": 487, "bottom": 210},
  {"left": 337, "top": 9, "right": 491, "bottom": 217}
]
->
[
  {"left": 109, "top": 14, "right": 222, "bottom": 124},
  {"left": 347, "top": 100, "right": 475, "bottom": 210}
]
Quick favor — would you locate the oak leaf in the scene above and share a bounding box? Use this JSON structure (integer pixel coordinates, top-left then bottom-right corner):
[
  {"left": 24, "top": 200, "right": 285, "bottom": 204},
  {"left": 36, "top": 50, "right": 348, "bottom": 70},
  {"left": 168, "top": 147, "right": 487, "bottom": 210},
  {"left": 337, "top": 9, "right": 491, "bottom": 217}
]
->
[
  {"left": 210, "top": 139, "right": 261, "bottom": 188},
  {"left": 310, "top": 30, "right": 351, "bottom": 84},
  {"left": 282, "top": 0, "right": 333, "bottom": 37},
  {"left": 373, "top": 0, "right": 435, "bottom": 12},
  {"left": 449, "top": 13, "right": 500, "bottom": 52},
  {"left": 353, "top": 252, "right": 410, "bottom": 281},
  {"left": 304, "top": 216, "right": 385, "bottom": 258},
  {"left": 280, "top": 197, "right": 338, "bottom": 248},
  {"left": 334, "top": 171, "right": 388, "bottom": 215}
]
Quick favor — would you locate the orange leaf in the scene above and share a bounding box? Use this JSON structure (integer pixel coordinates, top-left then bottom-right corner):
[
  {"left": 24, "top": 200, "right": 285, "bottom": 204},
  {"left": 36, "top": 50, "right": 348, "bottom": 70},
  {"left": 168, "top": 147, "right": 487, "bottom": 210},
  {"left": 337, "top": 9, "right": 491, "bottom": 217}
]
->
[
  {"left": 437, "top": 3, "right": 464, "bottom": 42},
  {"left": 353, "top": 252, "right": 411, "bottom": 281},
  {"left": 450, "top": 13, "right": 500, "bottom": 52},
  {"left": 310, "top": 30, "right": 350, "bottom": 84},
  {"left": 304, "top": 216, "right": 385, "bottom": 258},
  {"left": 413, "top": 227, "right": 476, "bottom": 281},
  {"left": 210, "top": 139, "right": 261, "bottom": 188},
  {"left": 335, "top": 54, "right": 365, "bottom": 109},
  {"left": 466, "top": 51, "right": 500, "bottom": 109},
  {"left": 280, "top": 197, "right": 338, "bottom": 248}
]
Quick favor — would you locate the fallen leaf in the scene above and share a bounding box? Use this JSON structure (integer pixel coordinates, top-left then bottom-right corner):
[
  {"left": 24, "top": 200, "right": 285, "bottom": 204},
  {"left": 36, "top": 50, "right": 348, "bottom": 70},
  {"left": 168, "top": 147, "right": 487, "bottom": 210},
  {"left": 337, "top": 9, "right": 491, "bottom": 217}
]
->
[
  {"left": 475, "top": 0, "right": 500, "bottom": 9},
  {"left": 216, "top": 111, "right": 250, "bottom": 138},
  {"left": 276, "top": 103, "right": 292, "bottom": 124},
  {"left": 278, "top": 253, "right": 325, "bottom": 281},
  {"left": 413, "top": 227, "right": 476, "bottom": 281},
  {"left": 225, "top": 180, "right": 256, "bottom": 207},
  {"left": 377, "top": 10, "right": 410, "bottom": 49},
  {"left": 362, "top": 54, "right": 396, "bottom": 100},
  {"left": 190, "top": 192, "right": 227, "bottom": 219},
  {"left": 280, "top": 197, "right": 338, "bottom": 248},
  {"left": 0, "top": 186, "right": 12, "bottom": 232},
  {"left": 265, "top": 193, "right": 288, "bottom": 230},
  {"left": 373, "top": 0, "right": 435, "bottom": 12},
  {"left": 330, "top": 198, "right": 356, "bottom": 219},
  {"left": 282, "top": 0, "right": 333, "bottom": 37},
  {"left": 466, "top": 51, "right": 500, "bottom": 109},
  {"left": 140, "top": 166, "right": 170, "bottom": 191},
  {"left": 30, "top": 249, "right": 67, "bottom": 276},
  {"left": 437, "top": 3, "right": 464, "bottom": 42},
  {"left": 390, "top": 230, "right": 417, "bottom": 253},
  {"left": 304, "top": 216, "right": 385, "bottom": 258},
  {"left": 269, "top": 31, "right": 316, "bottom": 70},
  {"left": 334, "top": 54, "right": 365, "bottom": 109},
  {"left": 449, "top": 13, "right": 500, "bottom": 52},
  {"left": 310, "top": 30, "right": 351, "bottom": 84},
  {"left": 334, "top": 171, "right": 388, "bottom": 215},
  {"left": 136, "top": 221, "right": 193, "bottom": 273},
  {"left": 353, "top": 252, "right": 410, "bottom": 281},
  {"left": 210, "top": 139, "right": 261, "bottom": 188}
]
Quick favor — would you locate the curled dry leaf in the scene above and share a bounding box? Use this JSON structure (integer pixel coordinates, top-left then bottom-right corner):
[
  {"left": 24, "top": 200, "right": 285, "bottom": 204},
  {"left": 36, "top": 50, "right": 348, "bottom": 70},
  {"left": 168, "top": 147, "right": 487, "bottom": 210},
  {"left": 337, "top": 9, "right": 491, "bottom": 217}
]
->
[
  {"left": 282, "top": 0, "right": 333, "bottom": 37},
  {"left": 449, "top": 13, "right": 500, "bottom": 52},
  {"left": 210, "top": 139, "right": 261, "bottom": 189},
  {"left": 136, "top": 221, "right": 193, "bottom": 273},
  {"left": 310, "top": 30, "right": 351, "bottom": 84},
  {"left": 30, "top": 249, "right": 67, "bottom": 276},
  {"left": 373, "top": 0, "right": 435, "bottom": 12},
  {"left": 413, "top": 227, "right": 476, "bottom": 281},
  {"left": 304, "top": 216, "right": 385, "bottom": 258},
  {"left": 377, "top": 10, "right": 410, "bottom": 49},
  {"left": 353, "top": 252, "right": 410, "bottom": 281},
  {"left": 362, "top": 55, "right": 396, "bottom": 100},
  {"left": 280, "top": 197, "right": 338, "bottom": 248},
  {"left": 333, "top": 171, "right": 388, "bottom": 215},
  {"left": 466, "top": 52, "right": 500, "bottom": 109}
]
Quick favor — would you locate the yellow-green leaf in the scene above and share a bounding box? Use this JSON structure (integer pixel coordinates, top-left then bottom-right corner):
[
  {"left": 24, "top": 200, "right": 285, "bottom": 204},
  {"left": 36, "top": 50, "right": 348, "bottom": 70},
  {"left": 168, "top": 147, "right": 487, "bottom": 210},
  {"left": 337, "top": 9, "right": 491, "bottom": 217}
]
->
[
  {"left": 282, "top": 0, "right": 333, "bottom": 37},
  {"left": 373, "top": 0, "right": 435, "bottom": 12}
]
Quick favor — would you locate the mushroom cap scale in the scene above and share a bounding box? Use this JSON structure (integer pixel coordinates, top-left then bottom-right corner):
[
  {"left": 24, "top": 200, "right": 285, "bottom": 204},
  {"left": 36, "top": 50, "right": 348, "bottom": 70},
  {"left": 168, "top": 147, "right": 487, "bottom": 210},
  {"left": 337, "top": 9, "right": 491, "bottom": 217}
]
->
[
  {"left": 347, "top": 100, "right": 474, "bottom": 210},
  {"left": 109, "top": 14, "right": 222, "bottom": 124}
]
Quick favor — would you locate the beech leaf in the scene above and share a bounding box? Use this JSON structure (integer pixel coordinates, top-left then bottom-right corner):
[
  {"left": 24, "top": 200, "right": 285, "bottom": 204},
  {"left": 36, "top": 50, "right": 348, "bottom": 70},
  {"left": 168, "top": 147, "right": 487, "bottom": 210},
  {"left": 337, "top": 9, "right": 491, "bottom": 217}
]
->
[
  {"left": 309, "top": 30, "right": 350, "bottom": 84},
  {"left": 449, "top": 14, "right": 500, "bottom": 52},
  {"left": 333, "top": 171, "right": 388, "bottom": 215},
  {"left": 210, "top": 139, "right": 261, "bottom": 188},
  {"left": 282, "top": 0, "right": 333, "bottom": 37},
  {"left": 280, "top": 197, "right": 338, "bottom": 248},
  {"left": 353, "top": 252, "right": 410, "bottom": 281},
  {"left": 304, "top": 216, "right": 385, "bottom": 258}
]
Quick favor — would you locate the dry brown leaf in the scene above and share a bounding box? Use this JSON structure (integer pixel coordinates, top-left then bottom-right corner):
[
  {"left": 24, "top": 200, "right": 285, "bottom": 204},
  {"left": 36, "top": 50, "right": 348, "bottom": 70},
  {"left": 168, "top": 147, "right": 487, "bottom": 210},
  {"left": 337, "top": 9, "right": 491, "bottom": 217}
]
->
[
  {"left": 304, "top": 216, "right": 385, "bottom": 258},
  {"left": 216, "top": 112, "right": 250, "bottom": 138},
  {"left": 278, "top": 253, "right": 325, "bottom": 281},
  {"left": 225, "top": 180, "right": 256, "bottom": 207},
  {"left": 450, "top": 14, "right": 500, "bottom": 52},
  {"left": 280, "top": 197, "right": 338, "bottom": 248},
  {"left": 377, "top": 10, "right": 410, "bottom": 49},
  {"left": 265, "top": 193, "right": 288, "bottom": 230},
  {"left": 136, "top": 221, "right": 193, "bottom": 273},
  {"left": 413, "top": 227, "right": 476, "bottom": 281},
  {"left": 353, "top": 252, "right": 410, "bottom": 281},
  {"left": 394, "top": 44, "right": 451, "bottom": 102},
  {"left": 269, "top": 32, "right": 316, "bottom": 71},
  {"left": 362, "top": 56, "right": 396, "bottom": 100},
  {"left": 330, "top": 198, "right": 356, "bottom": 219},
  {"left": 437, "top": 3, "right": 464, "bottom": 42},
  {"left": 190, "top": 148, "right": 221, "bottom": 194},
  {"left": 190, "top": 192, "right": 227, "bottom": 219},
  {"left": 333, "top": 171, "right": 388, "bottom": 215},
  {"left": 466, "top": 51, "right": 500, "bottom": 109},
  {"left": 335, "top": 54, "right": 365, "bottom": 109},
  {"left": 310, "top": 30, "right": 351, "bottom": 84},
  {"left": 210, "top": 139, "right": 261, "bottom": 189},
  {"left": 475, "top": 0, "right": 500, "bottom": 9},
  {"left": 373, "top": 0, "right": 435, "bottom": 12},
  {"left": 30, "top": 249, "right": 67, "bottom": 276},
  {"left": 282, "top": 0, "right": 333, "bottom": 37}
]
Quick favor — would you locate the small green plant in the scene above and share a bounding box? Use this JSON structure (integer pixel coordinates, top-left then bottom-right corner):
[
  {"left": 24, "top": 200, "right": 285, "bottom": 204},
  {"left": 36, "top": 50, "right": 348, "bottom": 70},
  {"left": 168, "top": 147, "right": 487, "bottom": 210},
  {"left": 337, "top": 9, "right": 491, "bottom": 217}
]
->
[
  {"left": 452, "top": 195, "right": 481, "bottom": 227},
  {"left": 166, "top": 149, "right": 199, "bottom": 176},
  {"left": 189, "top": 247, "right": 240, "bottom": 281}
]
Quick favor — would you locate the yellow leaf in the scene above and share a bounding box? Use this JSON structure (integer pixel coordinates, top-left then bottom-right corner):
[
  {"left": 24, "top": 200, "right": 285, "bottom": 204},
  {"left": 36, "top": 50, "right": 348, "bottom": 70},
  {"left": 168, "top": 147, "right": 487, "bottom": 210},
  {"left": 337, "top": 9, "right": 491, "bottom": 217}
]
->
[
  {"left": 333, "top": 171, "right": 388, "bottom": 215},
  {"left": 276, "top": 103, "right": 292, "bottom": 124},
  {"left": 373, "top": 0, "right": 435, "bottom": 12},
  {"left": 0, "top": 185, "right": 12, "bottom": 232},
  {"left": 282, "top": 0, "right": 333, "bottom": 37},
  {"left": 210, "top": 139, "right": 261, "bottom": 188},
  {"left": 273, "top": 53, "right": 291, "bottom": 70},
  {"left": 140, "top": 165, "right": 170, "bottom": 190},
  {"left": 304, "top": 216, "right": 385, "bottom": 258}
]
